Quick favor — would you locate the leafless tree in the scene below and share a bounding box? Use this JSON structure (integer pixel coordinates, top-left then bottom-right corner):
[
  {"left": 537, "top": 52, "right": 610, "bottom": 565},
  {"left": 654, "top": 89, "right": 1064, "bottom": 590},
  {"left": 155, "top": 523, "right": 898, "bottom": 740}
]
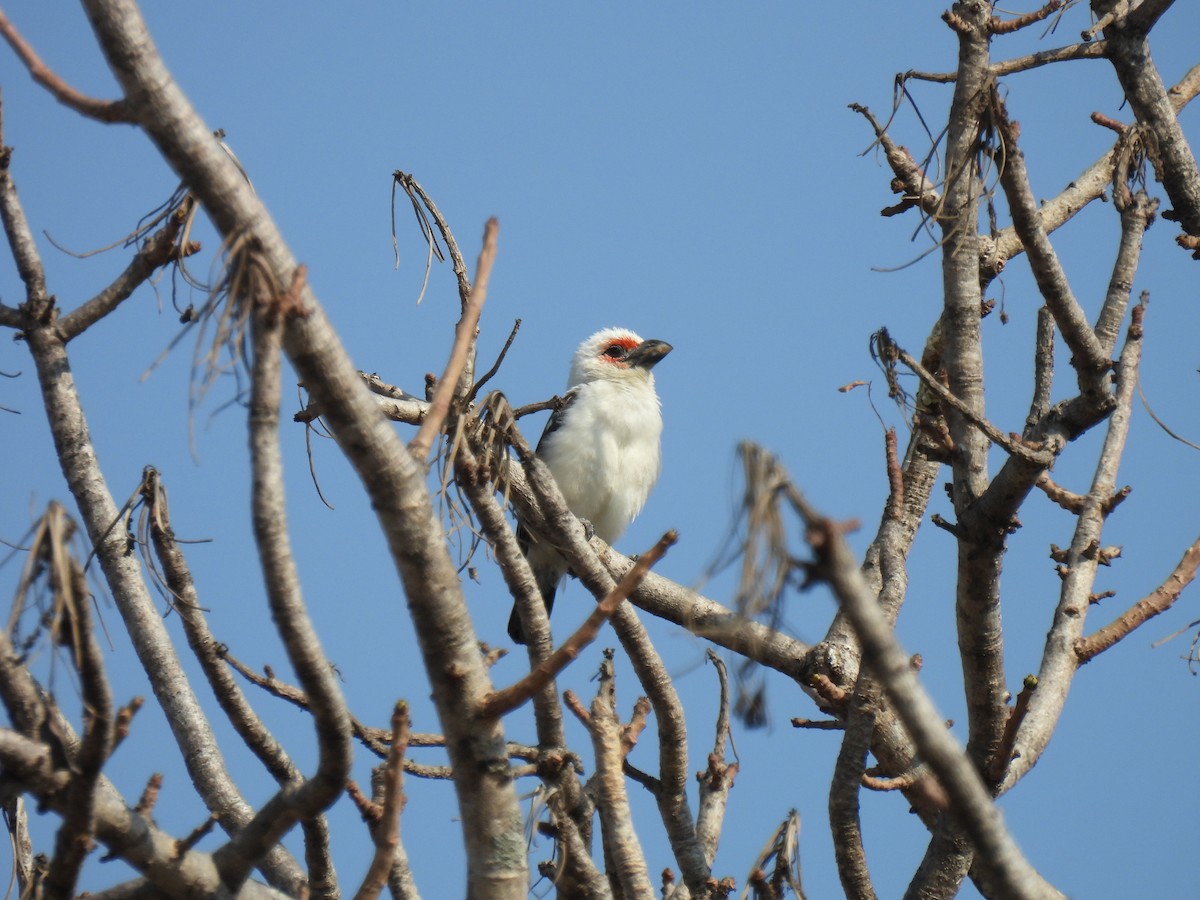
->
[{"left": 0, "top": 1, "right": 1197, "bottom": 898}]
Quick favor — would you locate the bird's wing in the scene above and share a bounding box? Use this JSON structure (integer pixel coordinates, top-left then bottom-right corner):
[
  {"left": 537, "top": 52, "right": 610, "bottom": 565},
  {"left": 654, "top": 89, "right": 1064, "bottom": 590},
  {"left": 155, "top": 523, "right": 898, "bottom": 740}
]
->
[
  {"left": 518, "top": 388, "right": 580, "bottom": 555},
  {"left": 534, "top": 388, "right": 579, "bottom": 454}
]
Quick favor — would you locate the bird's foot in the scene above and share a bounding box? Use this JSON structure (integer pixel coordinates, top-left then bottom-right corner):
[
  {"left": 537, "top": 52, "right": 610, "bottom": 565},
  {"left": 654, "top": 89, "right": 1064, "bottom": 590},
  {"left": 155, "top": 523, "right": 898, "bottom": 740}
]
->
[{"left": 577, "top": 517, "right": 596, "bottom": 541}]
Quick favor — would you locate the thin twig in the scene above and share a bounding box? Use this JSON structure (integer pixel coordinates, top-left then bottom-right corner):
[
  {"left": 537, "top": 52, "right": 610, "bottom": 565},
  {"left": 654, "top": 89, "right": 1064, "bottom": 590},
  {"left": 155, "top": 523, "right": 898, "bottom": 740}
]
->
[
  {"left": 1076, "top": 535, "right": 1200, "bottom": 663},
  {"left": 409, "top": 218, "right": 498, "bottom": 462},
  {"left": 479, "top": 531, "right": 676, "bottom": 719},
  {"left": 891, "top": 339, "right": 1054, "bottom": 466},
  {"left": 354, "top": 702, "right": 411, "bottom": 900},
  {"left": 987, "top": 676, "right": 1037, "bottom": 783},
  {"left": 0, "top": 10, "right": 132, "bottom": 123}
]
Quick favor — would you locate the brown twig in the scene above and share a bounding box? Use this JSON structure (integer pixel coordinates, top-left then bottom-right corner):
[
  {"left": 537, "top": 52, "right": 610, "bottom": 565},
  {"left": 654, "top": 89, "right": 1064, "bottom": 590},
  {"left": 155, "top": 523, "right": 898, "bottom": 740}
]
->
[
  {"left": 1076, "top": 535, "right": 1200, "bottom": 663},
  {"left": 134, "top": 774, "right": 163, "bottom": 817},
  {"left": 808, "top": 673, "right": 849, "bottom": 712},
  {"left": 59, "top": 198, "right": 199, "bottom": 342},
  {"left": 0, "top": 10, "right": 132, "bottom": 123},
  {"left": 409, "top": 218, "right": 497, "bottom": 462},
  {"left": 884, "top": 428, "right": 904, "bottom": 520},
  {"left": 791, "top": 718, "right": 844, "bottom": 731},
  {"left": 902, "top": 40, "right": 1105, "bottom": 84},
  {"left": 987, "top": 676, "right": 1037, "bottom": 783},
  {"left": 992, "top": 91, "right": 1111, "bottom": 386},
  {"left": 893, "top": 341, "right": 1054, "bottom": 466},
  {"left": 1090, "top": 112, "right": 1127, "bottom": 134},
  {"left": 467, "top": 317, "right": 521, "bottom": 403},
  {"left": 862, "top": 767, "right": 924, "bottom": 792},
  {"left": 111, "top": 697, "right": 144, "bottom": 751},
  {"left": 989, "top": 0, "right": 1063, "bottom": 34},
  {"left": 354, "top": 702, "right": 411, "bottom": 900},
  {"left": 1034, "top": 472, "right": 1086, "bottom": 513},
  {"left": 849, "top": 103, "right": 942, "bottom": 218},
  {"left": 479, "top": 531, "right": 677, "bottom": 719},
  {"left": 173, "top": 814, "right": 219, "bottom": 858}
]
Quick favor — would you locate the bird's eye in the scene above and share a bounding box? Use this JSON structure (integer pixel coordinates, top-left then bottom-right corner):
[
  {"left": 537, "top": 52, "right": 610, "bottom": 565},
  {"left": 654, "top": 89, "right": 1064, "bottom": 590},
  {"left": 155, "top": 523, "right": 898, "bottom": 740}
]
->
[{"left": 603, "top": 345, "right": 626, "bottom": 359}]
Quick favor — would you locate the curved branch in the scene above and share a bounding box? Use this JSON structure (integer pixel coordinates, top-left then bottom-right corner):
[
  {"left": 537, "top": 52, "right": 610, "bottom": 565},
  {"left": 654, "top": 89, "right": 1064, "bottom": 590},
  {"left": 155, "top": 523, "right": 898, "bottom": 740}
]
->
[
  {"left": 0, "top": 10, "right": 132, "bottom": 123},
  {"left": 77, "top": 3, "right": 527, "bottom": 890},
  {"left": 144, "top": 469, "right": 338, "bottom": 898},
  {"left": 796, "top": 495, "right": 1063, "bottom": 899},
  {"left": 1102, "top": 2, "right": 1200, "bottom": 241},
  {"left": 210, "top": 283, "right": 353, "bottom": 889}
]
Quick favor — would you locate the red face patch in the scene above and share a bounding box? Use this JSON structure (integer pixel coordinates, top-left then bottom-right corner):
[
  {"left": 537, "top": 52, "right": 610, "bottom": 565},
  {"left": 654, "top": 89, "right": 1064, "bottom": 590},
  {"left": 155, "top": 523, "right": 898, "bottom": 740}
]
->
[{"left": 599, "top": 335, "right": 639, "bottom": 364}]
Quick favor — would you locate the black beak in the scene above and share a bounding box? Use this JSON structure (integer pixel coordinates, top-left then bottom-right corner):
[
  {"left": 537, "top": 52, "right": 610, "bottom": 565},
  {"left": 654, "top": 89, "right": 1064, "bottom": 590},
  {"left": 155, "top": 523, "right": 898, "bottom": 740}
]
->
[{"left": 625, "top": 339, "right": 672, "bottom": 370}]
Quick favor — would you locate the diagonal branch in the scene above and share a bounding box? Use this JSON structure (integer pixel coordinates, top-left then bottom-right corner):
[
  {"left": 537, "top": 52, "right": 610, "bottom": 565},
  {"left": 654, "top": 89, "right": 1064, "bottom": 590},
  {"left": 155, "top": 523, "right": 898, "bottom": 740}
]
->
[
  {"left": 408, "top": 218, "right": 497, "bottom": 462},
  {"left": 480, "top": 532, "right": 676, "bottom": 719},
  {"left": 992, "top": 91, "right": 1110, "bottom": 384},
  {"left": 0, "top": 10, "right": 132, "bottom": 123},
  {"left": 1095, "top": 194, "right": 1155, "bottom": 356},
  {"left": 1076, "top": 533, "right": 1200, "bottom": 663},
  {"left": 59, "top": 198, "right": 198, "bottom": 342},
  {"left": 142, "top": 467, "right": 338, "bottom": 899},
  {"left": 793, "top": 489, "right": 1064, "bottom": 900}
]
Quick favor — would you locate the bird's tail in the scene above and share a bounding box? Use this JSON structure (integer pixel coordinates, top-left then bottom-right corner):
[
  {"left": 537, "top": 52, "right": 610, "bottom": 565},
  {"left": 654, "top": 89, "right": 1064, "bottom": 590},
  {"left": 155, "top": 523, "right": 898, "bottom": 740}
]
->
[{"left": 507, "top": 568, "right": 560, "bottom": 645}]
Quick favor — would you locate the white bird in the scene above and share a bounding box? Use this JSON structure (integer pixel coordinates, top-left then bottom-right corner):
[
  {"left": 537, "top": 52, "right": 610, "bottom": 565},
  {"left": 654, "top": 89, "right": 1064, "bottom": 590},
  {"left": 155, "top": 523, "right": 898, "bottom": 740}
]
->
[{"left": 508, "top": 327, "right": 672, "bottom": 644}]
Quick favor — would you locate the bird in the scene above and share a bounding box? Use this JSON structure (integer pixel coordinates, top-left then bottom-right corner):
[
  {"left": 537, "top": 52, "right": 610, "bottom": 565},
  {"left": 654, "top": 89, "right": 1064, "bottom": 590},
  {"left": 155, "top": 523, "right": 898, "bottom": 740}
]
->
[{"left": 508, "top": 327, "right": 672, "bottom": 645}]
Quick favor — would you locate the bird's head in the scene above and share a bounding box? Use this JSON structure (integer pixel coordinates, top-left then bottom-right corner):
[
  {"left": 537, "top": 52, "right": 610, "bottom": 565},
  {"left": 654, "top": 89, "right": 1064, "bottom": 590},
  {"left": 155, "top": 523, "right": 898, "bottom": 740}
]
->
[{"left": 568, "top": 327, "right": 673, "bottom": 388}]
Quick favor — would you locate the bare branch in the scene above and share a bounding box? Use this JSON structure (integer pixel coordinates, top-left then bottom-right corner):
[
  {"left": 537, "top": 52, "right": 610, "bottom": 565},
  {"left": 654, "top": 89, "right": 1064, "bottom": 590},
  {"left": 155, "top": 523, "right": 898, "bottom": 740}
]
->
[
  {"left": 1100, "top": 2, "right": 1200, "bottom": 244},
  {"left": 992, "top": 91, "right": 1110, "bottom": 384},
  {"left": 850, "top": 102, "right": 942, "bottom": 218},
  {"left": 1007, "top": 302, "right": 1146, "bottom": 788},
  {"left": 987, "top": 676, "right": 1037, "bottom": 784},
  {"left": 1076, "top": 533, "right": 1200, "bottom": 663},
  {"left": 75, "top": 2, "right": 526, "bottom": 889},
  {"left": 0, "top": 10, "right": 132, "bottom": 123},
  {"left": 355, "top": 702, "right": 414, "bottom": 900},
  {"left": 481, "top": 531, "right": 676, "bottom": 719},
  {"left": 610, "top": 595, "right": 710, "bottom": 894},
  {"left": 409, "top": 217, "right": 497, "bottom": 462},
  {"left": 989, "top": 1, "right": 1064, "bottom": 35},
  {"left": 210, "top": 283, "right": 352, "bottom": 889},
  {"left": 694, "top": 651, "right": 738, "bottom": 869},
  {"left": 1096, "top": 194, "right": 1156, "bottom": 356},
  {"left": 142, "top": 467, "right": 338, "bottom": 896},
  {"left": 569, "top": 655, "right": 654, "bottom": 898},
  {"left": 0, "top": 119, "right": 48, "bottom": 306},
  {"left": 0, "top": 728, "right": 289, "bottom": 899},
  {"left": 21, "top": 260, "right": 305, "bottom": 890},
  {"left": 43, "top": 536, "right": 113, "bottom": 900},
  {"left": 886, "top": 334, "right": 1054, "bottom": 466},
  {"left": 793, "top": 490, "right": 1064, "bottom": 898},
  {"left": 59, "top": 197, "right": 199, "bottom": 342},
  {"left": 829, "top": 678, "right": 880, "bottom": 900}
]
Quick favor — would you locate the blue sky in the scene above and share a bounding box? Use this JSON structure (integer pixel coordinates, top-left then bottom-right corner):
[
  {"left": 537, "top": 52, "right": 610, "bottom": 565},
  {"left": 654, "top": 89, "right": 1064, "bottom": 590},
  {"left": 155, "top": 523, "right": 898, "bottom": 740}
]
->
[{"left": 2, "top": 3, "right": 1199, "bottom": 897}]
